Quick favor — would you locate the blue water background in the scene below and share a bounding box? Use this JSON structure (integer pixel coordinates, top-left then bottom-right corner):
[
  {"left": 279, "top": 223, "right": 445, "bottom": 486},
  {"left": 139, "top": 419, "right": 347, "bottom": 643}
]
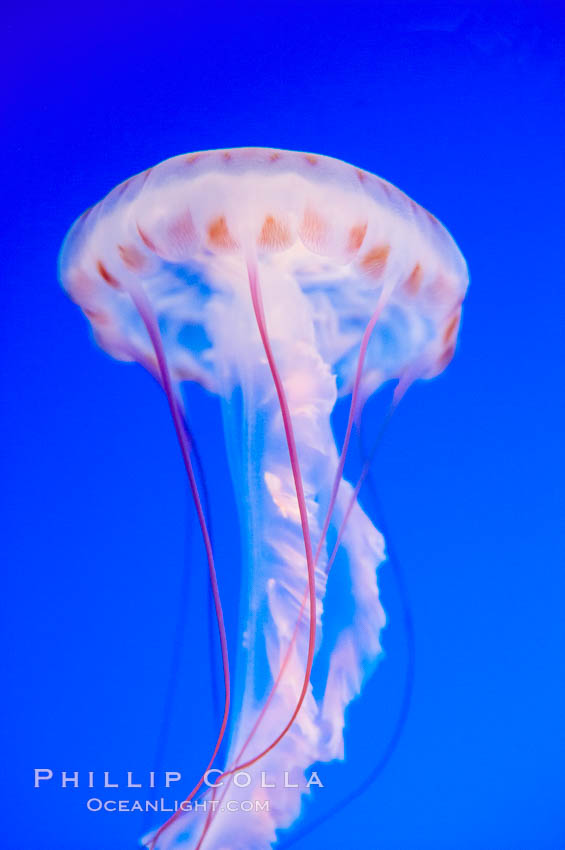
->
[{"left": 1, "top": 2, "right": 563, "bottom": 848}]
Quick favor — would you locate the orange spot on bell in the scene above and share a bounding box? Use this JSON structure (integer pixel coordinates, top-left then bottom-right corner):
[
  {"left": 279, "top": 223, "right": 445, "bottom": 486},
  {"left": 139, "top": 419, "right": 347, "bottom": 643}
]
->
[
  {"left": 437, "top": 342, "right": 456, "bottom": 370},
  {"left": 443, "top": 311, "right": 460, "bottom": 345},
  {"left": 258, "top": 215, "right": 292, "bottom": 251},
  {"left": 359, "top": 244, "right": 390, "bottom": 279},
  {"left": 304, "top": 154, "right": 318, "bottom": 166},
  {"left": 67, "top": 268, "right": 95, "bottom": 301},
  {"left": 269, "top": 152, "right": 282, "bottom": 162},
  {"left": 96, "top": 260, "right": 120, "bottom": 288},
  {"left": 346, "top": 222, "right": 368, "bottom": 255},
  {"left": 118, "top": 244, "right": 148, "bottom": 271},
  {"left": 167, "top": 211, "right": 197, "bottom": 249},
  {"left": 84, "top": 306, "right": 110, "bottom": 325},
  {"left": 207, "top": 215, "right": 238, "bottom": 251},
  {"left": 185, "top": 153, "right": 201, "bottom": 165},
  {"left": 137, "top": 225, "right": 157, "bottom": 253},
  {"left": 299, "top": 208, "right": 328, "bottom": 249},
  {"left": 428, "top": 273, "right": 453, "bottom": 302},
  {"left": 405, "top": 263, "right": 424, "bottom": 295}
]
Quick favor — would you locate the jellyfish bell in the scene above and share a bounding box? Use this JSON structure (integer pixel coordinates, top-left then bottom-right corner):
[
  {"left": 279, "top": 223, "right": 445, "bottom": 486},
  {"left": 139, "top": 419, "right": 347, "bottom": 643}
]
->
[{"left": 59, "top": 147, "right": 468, "bottom": 849}]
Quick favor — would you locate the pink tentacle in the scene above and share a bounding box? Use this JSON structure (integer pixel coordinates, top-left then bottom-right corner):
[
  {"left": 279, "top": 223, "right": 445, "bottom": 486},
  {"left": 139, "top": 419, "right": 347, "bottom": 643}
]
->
[
  {"left": 192, "top": 259, "right": 320, "bottom": 848},
  {"left": 194, "top": 284, "right": 394, "bottom": 848},
  {"left": 314, "top": 287, "right": 390, "bottom": 564},
  {"left": 126, "top": 285, "right": 231, "bottom": 850}
]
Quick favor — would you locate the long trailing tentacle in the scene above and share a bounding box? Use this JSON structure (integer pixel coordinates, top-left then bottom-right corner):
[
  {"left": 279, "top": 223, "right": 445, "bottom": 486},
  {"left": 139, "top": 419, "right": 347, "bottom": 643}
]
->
[
  {"left": 278, "top": 424, "right": 416, "bottom": 850},
  {"left": 150, "top": 410, "right": 220, "bottom": 784},
  {"left": 233, "top": 257, "right": 318, "bottom": 768},
  {"left": 162, "top": 264, "right": 414, "bottom": 849},
  {"left": 313, "top": 286, "right": 393, "bottom": 565},
  {"left": 193, "top": 276, "right": 393, "bottom": 848},
  {"left": 125, "top": 284, "right": 231, "bottom": 849}
]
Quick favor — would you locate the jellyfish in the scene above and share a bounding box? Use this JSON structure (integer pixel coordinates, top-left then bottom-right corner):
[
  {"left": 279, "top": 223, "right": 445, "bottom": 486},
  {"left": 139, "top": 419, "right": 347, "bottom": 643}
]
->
[{"left": 58, "top": 148, "right": 468, "bottom": 850}]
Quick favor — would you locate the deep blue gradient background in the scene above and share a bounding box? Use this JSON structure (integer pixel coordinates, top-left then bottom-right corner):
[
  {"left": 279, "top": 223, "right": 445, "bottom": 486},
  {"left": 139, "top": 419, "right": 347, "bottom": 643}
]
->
[{"left": 2, "top": 2, "right": 564, "bottom": 848}]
